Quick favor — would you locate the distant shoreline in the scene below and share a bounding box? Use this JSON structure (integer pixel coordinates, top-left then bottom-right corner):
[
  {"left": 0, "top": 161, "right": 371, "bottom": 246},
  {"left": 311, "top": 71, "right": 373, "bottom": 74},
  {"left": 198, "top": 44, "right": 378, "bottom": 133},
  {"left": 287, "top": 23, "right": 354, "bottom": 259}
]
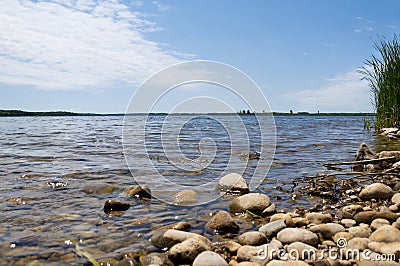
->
[{"left": 0, "top": 109, "right": 375, "bottom": 117}]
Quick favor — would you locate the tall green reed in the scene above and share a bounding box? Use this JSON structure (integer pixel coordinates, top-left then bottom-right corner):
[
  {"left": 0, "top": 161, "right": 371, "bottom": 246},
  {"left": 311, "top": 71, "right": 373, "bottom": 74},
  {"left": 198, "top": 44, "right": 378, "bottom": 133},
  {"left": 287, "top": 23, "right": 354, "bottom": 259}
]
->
[{"left": 359, "top": 34, "right": 400, "bottom": 130}]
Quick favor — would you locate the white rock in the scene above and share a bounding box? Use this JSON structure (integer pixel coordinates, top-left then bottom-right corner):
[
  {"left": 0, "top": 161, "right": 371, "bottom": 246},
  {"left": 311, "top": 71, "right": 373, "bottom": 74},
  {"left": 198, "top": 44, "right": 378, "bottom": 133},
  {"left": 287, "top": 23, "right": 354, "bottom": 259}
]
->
[
  {"left": 192, "top": 251, "right": 228, "bottom": 266},
  {"left": 217, "top": 173, "right": 249, "bottom": 194}
]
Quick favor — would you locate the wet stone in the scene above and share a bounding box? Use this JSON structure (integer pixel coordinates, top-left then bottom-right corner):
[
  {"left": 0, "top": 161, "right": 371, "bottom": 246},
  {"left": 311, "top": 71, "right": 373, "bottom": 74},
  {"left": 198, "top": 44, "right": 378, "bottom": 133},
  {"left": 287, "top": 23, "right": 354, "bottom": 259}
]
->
[
  {"left": 103, "top": 200, "right": 130, "bottom": 212},
  {"left": 47, "top": 180, "right": 68, "bottom": 189},
  {"left": 124, "top": 185, "right": 151, "bottom": 199},
  {"left": 217, "top": 173, "right": 249, "bottom": 194},
  {"left": 84, "top": 182, "right": 115, "bottom": 195},
  {"left": 229, "top": 193, "right": 271, "bottom": 215},
  {"left": 206, "top": 211, "right": 239, "bottom": 235},
  {"left": 174, "top": 189, "right": 197, "bottom": 204},
  {"left": 140, "top": 252, "right": 173, "bottom": 266}
]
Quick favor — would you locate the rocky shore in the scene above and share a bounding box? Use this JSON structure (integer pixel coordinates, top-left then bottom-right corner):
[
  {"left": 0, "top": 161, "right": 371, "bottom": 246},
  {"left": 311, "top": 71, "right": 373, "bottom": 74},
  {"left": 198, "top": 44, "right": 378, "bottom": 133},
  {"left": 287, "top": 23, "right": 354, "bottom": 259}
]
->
[{"left": 94, "top": 146, "right": 400, "bottom": 266}]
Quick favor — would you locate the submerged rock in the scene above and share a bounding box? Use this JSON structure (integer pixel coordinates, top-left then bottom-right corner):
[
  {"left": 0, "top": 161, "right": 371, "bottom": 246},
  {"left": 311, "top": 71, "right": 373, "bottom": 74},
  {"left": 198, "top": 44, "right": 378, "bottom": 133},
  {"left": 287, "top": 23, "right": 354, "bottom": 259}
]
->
[
  {"left": 84, "top": 182, "right": 115, "bottom": 195},
  {"left": 103, "top": 200, "right": 130, "bottom": 212},
  {"left": 217, "top": 173, "right": 249, "bottom": 194},
  {"left": 173, "top": 189, "right": 197, "bottom": 204},
  {"left": 229, "top": 193, "right": 271, "bottom": 215},
  {"left": 124, "top": 185, "right": 151, "bottom": 199},
  {"left": 205, "top": 211, "right": 239, "bottom": 234}
]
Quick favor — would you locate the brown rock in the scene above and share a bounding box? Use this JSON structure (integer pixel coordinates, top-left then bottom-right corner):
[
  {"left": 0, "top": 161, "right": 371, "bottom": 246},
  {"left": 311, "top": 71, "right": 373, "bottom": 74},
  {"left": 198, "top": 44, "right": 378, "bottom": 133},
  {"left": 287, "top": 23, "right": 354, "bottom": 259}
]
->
[
  {"left": 206, "top": 211, "right": 239, "bottom": 234},
  {"left": 359, "top": 183, "right": 394, "bottom": 200},
  {"left": 305, "top": 213, "right": 332, "bottom": 224},
  {"left": 103, "top": 200, "right": 130, "bottom": 212},
  {"left": 354, "top": 211, "right": 399, "bottom": 224}
]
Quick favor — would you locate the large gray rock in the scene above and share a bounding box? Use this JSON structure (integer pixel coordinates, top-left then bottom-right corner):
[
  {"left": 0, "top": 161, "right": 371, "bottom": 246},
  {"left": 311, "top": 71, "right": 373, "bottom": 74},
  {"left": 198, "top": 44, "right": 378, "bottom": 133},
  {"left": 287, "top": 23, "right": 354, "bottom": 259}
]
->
[
  {"left": 277, "top": 228, "right": 319, "bottom": 246},
  {"left": 309, "top": 223, "right": 345, "bottom": 239},
  {"left": 229, "top": 193, "right": 271, "bottom": 215},
  {"left": 259, "top": 219, "right": 286, "bottom": 237},
  {"left": 151, "top": 229, "right": 198, "bottom": 248},
  {"left": 359, "top": 183, "right": 394, "bottom": 200},
  {"left": 217, "top": 173, "right": 249, "bottom": 194},
  {"left": 192, "top": 251, "right": 228, "bottom": 266},
  {"left": 238, "top": 231, "right": 268, "bottom": 246},
  {"left": 369, "top": 225, "right": 400, "bottom": 243},
  {"left": 206, "top": 211, "right": 239, "bottom": 234},
  {"left": 168, "top": 235, "right": 212, "bottom": 264}
]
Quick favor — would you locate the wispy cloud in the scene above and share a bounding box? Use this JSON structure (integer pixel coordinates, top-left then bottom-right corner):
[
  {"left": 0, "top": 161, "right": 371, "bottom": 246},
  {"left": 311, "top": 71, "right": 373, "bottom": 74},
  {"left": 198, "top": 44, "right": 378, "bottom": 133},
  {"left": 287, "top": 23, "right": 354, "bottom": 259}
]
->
[
  {"left": 153, "top": 1, "right": 170, "bottom": 12},
  {"left": 285, "top": 70, "right": 371, "bottom": 112},
  {"left": 0, "top": 0, "right": 186, "bottom": 90}
]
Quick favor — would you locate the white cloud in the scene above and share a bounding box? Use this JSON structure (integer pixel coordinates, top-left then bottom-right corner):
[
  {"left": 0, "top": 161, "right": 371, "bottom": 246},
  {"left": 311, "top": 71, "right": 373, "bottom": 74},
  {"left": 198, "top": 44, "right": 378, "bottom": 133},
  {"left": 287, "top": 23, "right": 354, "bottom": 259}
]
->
[
  {"left": 152, "top": 1, "right": 170, "bottom": 11},
  {"left": 286, "top": 69, "right": 372, "bottom": 112},
  {"left": 0, "top": 0, "right": 185, "bottom": 90}
]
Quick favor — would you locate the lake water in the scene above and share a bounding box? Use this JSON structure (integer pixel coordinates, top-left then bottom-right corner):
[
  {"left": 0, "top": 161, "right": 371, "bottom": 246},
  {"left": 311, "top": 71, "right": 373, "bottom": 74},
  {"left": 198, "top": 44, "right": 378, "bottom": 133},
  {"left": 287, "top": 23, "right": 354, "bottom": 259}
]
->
[{"left": 0, "top": 115, "right": 379, "bottom": 264}]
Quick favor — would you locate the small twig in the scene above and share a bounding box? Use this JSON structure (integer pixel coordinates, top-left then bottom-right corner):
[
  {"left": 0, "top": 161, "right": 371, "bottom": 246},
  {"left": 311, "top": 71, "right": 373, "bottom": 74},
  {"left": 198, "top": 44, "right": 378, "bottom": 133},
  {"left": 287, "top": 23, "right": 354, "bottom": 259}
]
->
[{"left": 322, "top": 156, "right": 397, "bottom": 166}]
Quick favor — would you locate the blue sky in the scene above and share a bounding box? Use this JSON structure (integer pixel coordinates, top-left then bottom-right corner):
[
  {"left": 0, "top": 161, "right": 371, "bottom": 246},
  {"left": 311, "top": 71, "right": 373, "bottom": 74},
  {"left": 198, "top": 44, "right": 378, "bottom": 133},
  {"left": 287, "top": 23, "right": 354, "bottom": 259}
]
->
[{"left": 0, "top": 0, "right": 399, "bottom": 113}]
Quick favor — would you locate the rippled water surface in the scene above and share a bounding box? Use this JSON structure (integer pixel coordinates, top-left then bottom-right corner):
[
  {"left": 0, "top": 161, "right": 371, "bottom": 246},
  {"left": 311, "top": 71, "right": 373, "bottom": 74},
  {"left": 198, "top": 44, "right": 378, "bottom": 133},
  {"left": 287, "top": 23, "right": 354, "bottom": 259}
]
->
[{"left": 0, "top": 115, "right": 380, "bottom": 264}]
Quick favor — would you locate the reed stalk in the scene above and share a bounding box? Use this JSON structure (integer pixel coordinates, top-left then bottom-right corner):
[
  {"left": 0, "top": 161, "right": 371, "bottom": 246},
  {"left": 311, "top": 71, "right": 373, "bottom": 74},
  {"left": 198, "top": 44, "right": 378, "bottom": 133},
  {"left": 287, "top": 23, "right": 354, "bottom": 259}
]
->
[{"left": 359, "top": 34, "right": 400, "bottom": 129}]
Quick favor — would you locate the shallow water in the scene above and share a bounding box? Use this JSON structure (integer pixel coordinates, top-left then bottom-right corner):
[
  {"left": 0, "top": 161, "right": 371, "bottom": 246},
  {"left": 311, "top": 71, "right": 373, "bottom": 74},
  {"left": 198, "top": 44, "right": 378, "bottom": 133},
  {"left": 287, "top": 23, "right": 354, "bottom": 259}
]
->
[{"left": 0, "top": 115, "right": 384, "bottom": 264}]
